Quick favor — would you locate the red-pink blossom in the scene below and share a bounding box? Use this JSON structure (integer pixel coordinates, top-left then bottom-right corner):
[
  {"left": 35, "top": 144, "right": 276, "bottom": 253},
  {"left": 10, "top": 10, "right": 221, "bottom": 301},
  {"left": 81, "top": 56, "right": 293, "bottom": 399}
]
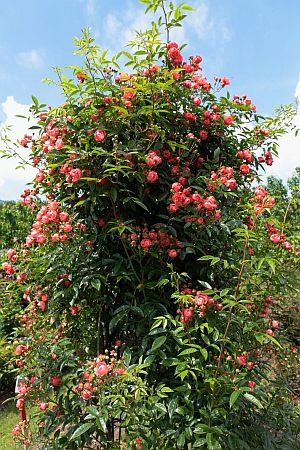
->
[
  {"left": 12, "top": 424, "right": 21, "bottom": 436},
  {"left": 168, "top": 249, "right": 178, "bottom": 258},
  {"left": 94, "top": 129, "right": 107, "bottom": 142},
  {"left": 224, "top": 115, "right": 234, "bottom": 125},
  {"left": 226, "top": 178, "right": 237, "bottom": 191},
  {"left": 199, "top": 130, "right": 208, "bottom": 140},
  {"left": 39, "top": 402, "right": 49, "bottom": 411},
  {"left": 50, "top": 376, "right": 61, "bottom": 386},
  {"left": 270, "top": 234, "right": 280, "bottom": 244},
  {"left": 240, "top": 164, "right": 250, "bottom": 175},
  {"left": 147, "top": 171, "right": 158, "bottom": 183},
  {"left": 236, "top": 355, "right": 247, "bottom": 366},
  {"left": 140, "top": 239, "right": 152, "bottom": 249},
  {"left": 94, "top": 361, "right": 109, "bottom": 377}
]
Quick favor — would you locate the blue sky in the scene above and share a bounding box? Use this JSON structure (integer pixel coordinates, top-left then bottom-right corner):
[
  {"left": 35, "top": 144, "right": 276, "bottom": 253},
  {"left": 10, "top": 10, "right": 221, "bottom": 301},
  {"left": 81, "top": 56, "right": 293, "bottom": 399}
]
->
[{"left": 0, "top": 0, "right": 300, "bottom": 199}]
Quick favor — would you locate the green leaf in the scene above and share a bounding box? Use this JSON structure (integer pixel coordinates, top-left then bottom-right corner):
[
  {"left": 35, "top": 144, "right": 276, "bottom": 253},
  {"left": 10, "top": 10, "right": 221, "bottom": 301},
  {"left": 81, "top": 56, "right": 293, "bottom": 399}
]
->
[
  {"left": 243, "top": 393, "right": 263, "bottom": 409},
  {"left": 109, "top": 310, "right": 128, "bottom": 334},
  {"left": 156, "top": 278, "right": 169, "bottom": 288},
  {"left": 97, "top": 417, "right": 107, "bottom": 433},
  {"left": 134, "top": 50, "right": 148, "bottom": 56},
  {"left": 155, "top": 402, "right": 167, "bottom": 414},
  {"left": 74, "top": 199, "right": 86, "bottom": 207},
  {"left": 179, "top": 370, "right": 188, "bottom": 380},
  {"left": 31, "top": 95, "right": 39, "bottom": 107},
  {"left": 255, "top": 332, "right": 282, "bottom": 348},
  {"left": 123, "top": 347, "right": 132, "bottom": 365},
  {"left": 254, "top": 333, "right": 264, "bottom": 344},
  {"left": 194, "top": 424, "right": 211, "bottom": 434},
  {"left": 211, "top": 257, "right": 221, "bottom": 266},
  {"left": 177, "top": 432, "right": 186, "bottom": 448},
  {"left": 168, "top": 397, "right": 177, "bottom": 419},
  {"left": 91, "top": 279, "right": 101, "bottom": 291},
  {"left": 178, "top": 347, "right": 198, "bottom": 356},
  {"left": 132, "top": 199, "right": 149, "bottom": 212},
  {"left": 182, "top": 5, "right": 195, "bottom": 11},
  {"left": 70, "top": 422, "right": 94, "bottom": 440},
  {"left": 200, "top": 348, "right": 208, "bottom": 360},
  {"left": 111, "top": 187, "right": 117, "bottom": 202},
  {"left": 208, "top": 434, "right": 222, "bottom": 450},
  {"left": 229, "top": 390, "right": 241, "bottom": 408},
  {"left": 265, "top": 257, "right": 276, "bottom": 274},
  {"left": 151, "top": 335, "right": 167, "bottom": 351},
  {"left": 151, "top": 317, "right": 164, "bottom": 329},
  {"left": 213, "top": 147, "right": 221, "bottom": 161},
  {"left": 201, "top": 335, "right": 210, "bottom": 346},
  {"left": 265, "top": 333, "right": 282, "bottom": 348},
  {"left": 194, "top": 437, "right": 207, "bottom": 447},
  {"left": 121, "top": 51, "right": 133, "bottom": 60},
  {"left": 86, "top": 406, "right": 99, "bottom": 417},
  {"left": 161, "top": 386, "right": 174, "bottom": 393},
  {"left": 144, "top": 354, "right": 156, "bottom": 364},
  {"left": 163, "top": 358, "right": 180, "bottom": 366},
  {"left": 220, "top": 288, "right": 230, "bottom": 297},
  {"left": 257, "top": 257, "right": 276, "bottom": 274},
  {"left": 198, "top": 255, "right": 215, "bottom": 261}
]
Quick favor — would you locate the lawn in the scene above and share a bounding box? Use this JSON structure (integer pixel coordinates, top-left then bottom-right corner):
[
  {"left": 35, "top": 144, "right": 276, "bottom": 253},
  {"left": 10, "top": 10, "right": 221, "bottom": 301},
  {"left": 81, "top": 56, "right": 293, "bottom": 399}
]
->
[{"left": 0, "top": 400, "right": 21, "bottom": 450}]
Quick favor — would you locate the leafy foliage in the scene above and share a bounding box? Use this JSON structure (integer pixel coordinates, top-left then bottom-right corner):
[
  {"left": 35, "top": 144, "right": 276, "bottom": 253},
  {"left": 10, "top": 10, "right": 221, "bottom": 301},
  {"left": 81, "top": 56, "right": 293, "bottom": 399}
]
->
[
  {"left": 0, "top": 202, "right": 33, "bottom": 250},
  {"left": 0, "top": 1, "right": 299, "bottom": 448}
]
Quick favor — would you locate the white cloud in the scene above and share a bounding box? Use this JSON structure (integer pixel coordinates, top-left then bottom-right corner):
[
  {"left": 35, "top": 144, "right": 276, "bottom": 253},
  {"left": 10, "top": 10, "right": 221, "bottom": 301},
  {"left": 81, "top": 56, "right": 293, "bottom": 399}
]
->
[
  {"left": 183, "top": 1, "right": 231, "bottom": 74},
  {"left": 172, "top": 1, "right": 232, "bottom": 45},
  {"left": 0, "top": 96, "right": 36, "bottom": 200},
  {"left": 101, "top": 5, "right": 153, "bottom": 52},
  {"left": 295, "top": 77, "right": 300, "bottom": 107},
  {"left": 264, "top": 79, "right": 300, "bottom": 181},
  {"left": 104, "top": 13, "right": 119, "bottom": 37},
  {"left": 89, "top": 0, "right": 231, "bottom": 71},
  {"left": 185, "top": 3, "right": 213, "bottom": 41},
  {"left": 86, "top": 0, "right": 95, "bottom": 19},
  {"left": 16, "top": 49, "right": 44, "bottom": 69},
  {"left": 75, "top": 0, "right": 232, "bottom": 65}
]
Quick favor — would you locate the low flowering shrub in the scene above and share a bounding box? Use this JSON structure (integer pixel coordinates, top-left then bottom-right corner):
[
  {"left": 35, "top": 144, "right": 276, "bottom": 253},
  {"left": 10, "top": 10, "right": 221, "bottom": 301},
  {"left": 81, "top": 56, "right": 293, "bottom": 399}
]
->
[
  {"left": 0, "top": 201, "right": 33, "bottom": 249},
  {"left": 1, "top": 0, "right": 300, "bottom": 448}
]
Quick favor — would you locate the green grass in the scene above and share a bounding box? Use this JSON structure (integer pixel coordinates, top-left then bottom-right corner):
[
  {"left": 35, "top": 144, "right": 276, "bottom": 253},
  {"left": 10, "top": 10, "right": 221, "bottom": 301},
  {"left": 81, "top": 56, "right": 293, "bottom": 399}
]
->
[{"left": 0, "top": 401, "right": 22, "bottom": 450}]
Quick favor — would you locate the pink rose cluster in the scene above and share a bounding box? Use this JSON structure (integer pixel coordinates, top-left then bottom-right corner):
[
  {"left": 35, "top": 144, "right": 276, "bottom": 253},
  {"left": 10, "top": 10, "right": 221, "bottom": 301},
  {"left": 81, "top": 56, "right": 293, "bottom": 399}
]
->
[
  {"left": 177, "top": 286, "right": 223, "bottom": 323},
  {"left": 266, "top": 221, "right": 294, "bottom": 252},
  {"left": 236, "top": 353, "right": 254, "bottom": 369},
  {"left": 74, "top": 352, "right": 126, "bottom": 401},
  {"left": 59, "top": 164, "right": 83, "bottom": 183},
  {"left": 251, "top": 187, "right": 275, "bottom": 216},
  {"left": 39, "top": 119, "right": 68, "bottom": 154},
  {"left": 20, "top": 134, "right": 33, "bottom": 148},
  {"left": 167, "top": 42, "right": 203, "bottom": 75},
  {"left": 25, "top": 201, "right": 74, "bottom": 247},
  {"left": 169, "top": 181, "right": 220, "bottom": 223},
  {"left": 20, "top": 187, "right": 39, "bottom": 207},
  {"left": 208, "top": 166, "right": 237, "bottom": 192},
  {"left": 232, "top": 94, "right": 257, "bottom": 113},
  {"left": 22, "top": 288, "right": 50, "bottom": 312},
  {"left": 125, "top": 225, "right": 183, "bottom": 259},
  {"left": 166, "top": 42, "right": 184, "bottom": 66}
]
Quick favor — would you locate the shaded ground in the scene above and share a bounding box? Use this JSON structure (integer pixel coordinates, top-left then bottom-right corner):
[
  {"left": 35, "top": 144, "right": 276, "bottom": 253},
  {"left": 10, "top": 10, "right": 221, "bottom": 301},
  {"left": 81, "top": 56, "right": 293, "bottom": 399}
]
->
[{"left": 0, "top": 396, "right": 21, "bottom": 450}]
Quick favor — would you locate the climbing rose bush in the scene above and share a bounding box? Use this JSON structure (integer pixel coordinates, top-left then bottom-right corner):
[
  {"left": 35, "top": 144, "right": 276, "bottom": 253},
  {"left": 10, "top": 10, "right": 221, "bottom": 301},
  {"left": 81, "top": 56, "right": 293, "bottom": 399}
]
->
[{"left": 1, "top": 1, "right": 299, "bottom": 448}]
